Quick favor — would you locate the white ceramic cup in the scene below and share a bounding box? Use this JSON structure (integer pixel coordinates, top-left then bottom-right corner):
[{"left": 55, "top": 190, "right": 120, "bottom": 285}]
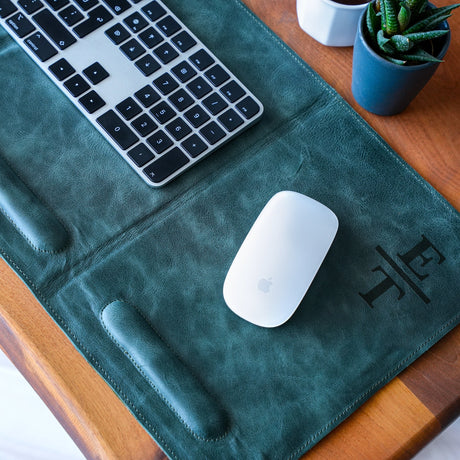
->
[{"left": 297, "top": 0, "right": 369, "bottom": 47}]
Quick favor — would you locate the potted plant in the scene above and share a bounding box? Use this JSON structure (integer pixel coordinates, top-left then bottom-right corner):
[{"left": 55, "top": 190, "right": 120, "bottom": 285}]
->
[{"left": 351, "top": 0, "right": 459, "bottom": 115}]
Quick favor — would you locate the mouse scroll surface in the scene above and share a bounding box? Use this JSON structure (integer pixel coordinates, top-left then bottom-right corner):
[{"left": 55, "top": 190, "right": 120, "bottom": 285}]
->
[{"left": 223, "top": 191, "right": 338, "bottom": 328}]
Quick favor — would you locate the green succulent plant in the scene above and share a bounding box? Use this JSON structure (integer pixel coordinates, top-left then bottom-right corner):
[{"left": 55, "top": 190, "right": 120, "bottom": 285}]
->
[{"left": 365, "top": 0, "right": 460, "bottom": 65}]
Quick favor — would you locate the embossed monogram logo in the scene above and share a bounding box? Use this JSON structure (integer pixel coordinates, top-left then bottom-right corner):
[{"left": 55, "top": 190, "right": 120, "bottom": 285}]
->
[{"left": 359, "top": 235, "right": 445, "bottom": 308}]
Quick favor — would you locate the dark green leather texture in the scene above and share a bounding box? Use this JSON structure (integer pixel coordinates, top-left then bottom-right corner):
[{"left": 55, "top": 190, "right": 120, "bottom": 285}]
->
[{"left": 1, "top": 0, "right": 459, "bottom": 458}]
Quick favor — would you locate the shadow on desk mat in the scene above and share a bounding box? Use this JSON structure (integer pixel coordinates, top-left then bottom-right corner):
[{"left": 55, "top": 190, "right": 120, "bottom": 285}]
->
[{"left": 0, "top": 0, "right": 459, "bottom": 458}]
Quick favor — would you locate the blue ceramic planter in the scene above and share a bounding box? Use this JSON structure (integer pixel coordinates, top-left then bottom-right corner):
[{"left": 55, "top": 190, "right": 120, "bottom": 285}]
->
[{"left": 351, "top": 8, "right": 451, "bottom": 116}]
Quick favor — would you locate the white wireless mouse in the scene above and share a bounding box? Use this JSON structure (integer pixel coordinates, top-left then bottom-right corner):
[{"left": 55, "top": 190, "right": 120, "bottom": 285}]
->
[{"left": 223, "top": 191, "right": 338, "bottom": 328}]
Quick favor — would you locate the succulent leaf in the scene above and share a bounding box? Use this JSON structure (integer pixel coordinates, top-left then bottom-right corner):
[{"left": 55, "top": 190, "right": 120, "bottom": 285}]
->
[
  {"left": 398, "top": 3, "right": 411, "bottom": 31},
  {"left": 377, "top": 29, "right": 396, "bottom": 54},
  {"left": 390, "top": 34, "right": 413, "bottom": 52},
  {"left": 403, "top": 29, "right": 449, "bottom": 45},
  {"left": 383, "top": 0, "right": 399, "bottom": 35},
  {"left": 384, "top": 56, "right": 408, "bottom": 65},
  {"left": 366, "top": 2, "right": 380, "bottom": 44},
  {"left": 407, "top": 0, "right": 428, "bottom": 14},
  {"left": 404, "top": 4, "right": 460, "bottom": 34},
  {"left": 400, "top": 46, "right": 443, "bottom": 62}
]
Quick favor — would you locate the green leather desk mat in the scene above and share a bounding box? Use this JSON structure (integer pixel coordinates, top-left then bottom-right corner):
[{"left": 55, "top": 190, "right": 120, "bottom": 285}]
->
[{"left": 1, "top": 0, "right": 459, "bottom": 458}]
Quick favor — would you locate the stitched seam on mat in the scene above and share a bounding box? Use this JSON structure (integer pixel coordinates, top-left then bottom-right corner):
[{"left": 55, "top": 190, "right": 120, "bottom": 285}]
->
[
  {"left": 99, "top": 300, "right": 230, "bottom": 442},
  {"left": 0, "top": 248, "right": 181, "bottom": 460}
]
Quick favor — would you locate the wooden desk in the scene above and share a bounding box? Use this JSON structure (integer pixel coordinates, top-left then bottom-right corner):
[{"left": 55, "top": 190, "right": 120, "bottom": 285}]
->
[{"left": 1, "top": 1, "right": 459, "bottom": 458}]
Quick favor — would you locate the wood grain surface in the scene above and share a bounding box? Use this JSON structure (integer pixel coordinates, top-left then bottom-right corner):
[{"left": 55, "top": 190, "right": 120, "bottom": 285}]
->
[{"left": 0, "top": 1, "right": 459, "bottom": 459}]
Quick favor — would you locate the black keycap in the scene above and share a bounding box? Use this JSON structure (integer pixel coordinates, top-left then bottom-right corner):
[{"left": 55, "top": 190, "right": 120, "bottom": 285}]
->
[
  {"left": 18, "top": 0, "right": 42, "bottom": 15},
  {"left": 189, "top": 49, "right": 214, "bottom": 71},
  {"left": 153, "top": 42, "right": 178, "bottom": 64},
  {"left": 7, "top": 12, "right": 35, "bottom": 38},
  {"left": 131, "top": 113, "right": 157, "bottom": 137},
  {"left": 83, "top": 62, "right": 109, "bottom": 84},
  {"left": 202, "top": 92, "right": 228, "bottom": 115},
  {"left": 59, "top": 5, "right": 83, "bottom": 27},
  {"left": 236, "top": 96, "right": 260, "bottom": 119},
  {"left": 105, "top": 23, "right": 130, "bottom": 45},
  {"left": 153, "top": 72, "right": 178, "bottom": 95},
  {"left": 168, "top": 89, "right": 193, "bottom": 111},
  {"left": 79, "top": 90, "right": 106, "bottom": 113},
  {"left": 116, "top": 97, "right": 142, "bottom": 120},
  {"left": 205, "top": 64, "right": 230, "bottom": 87},
  {"left": 102, "top": 0, "right": 131, "bottom": 15},
  {"left": 141, "top": 0, "right": 166, "bottom": 21},
  {"left": 144, "top": 147, "right": 189, "bottom": 184},
  {"left": 63, "top": 74, "right": 90, "bottom": 97},
  {"left": 171, "top": 30, "right": 196, "bottom": 52},
  {"left": 124, "top": 11, "right": 147, "bottom": 33},
  {"left": 186, "top": 76, "right": 211, "bottom": 99},
  {"left": 0, "top": 0, "right": 17, "bottom": 19},
  {"left": 134, "top": 84, "right": 160, "bottom": 107},
  {"left": 156, "top": 15, "right": 180, "bottom": 37},
  {"left": 73, "top": 5, "right": 113, "bottom": 38},
  {"left": 165, "top": 117, "right": 191, "bottom": 141},
  {"left": 128, "top": 143, "right": 154, "bottom": 167},
  {"left": 150, "top": 101, "right": 175, "bottom": 124},
  {"left": 33, "top": 9, "right": 76, "bottom": 49},
  {"left": 120, "top": 37, "right": 145, "bottom": 60},
  {"left": 42, "top": 0, "right": 68, "bottom": 11},
  {"left": 220, "top": 80, "right": 245, "bottom": 103},
  {"left": 171, "top": 61, "right": 196, "bottom": 83},
  {"left": 181, "top": 134, "right": 207, "bottom": 158},
  {"left": 97, "top": 110, "right": 139, "bottom": 150},
  {"left": 138, "top": 26, "right": 162, "bottom": 48},
  {"left": 48, "top": 58, "right": 75, "bottom": 80},
  {"left": 199, "top": 121, "right": 225, "bottom": 145},
  {"left": 184, "top": 105, "right": 209, "bottom": 128},
  {"left": 146, "top": 129, "right": 173, "bottom": 154},
  {"left": 24, "top": 31, "right": 57, "bottom": 61},
  {"left": 73, "top": 0, "right": 97, "bottom": 11},
  {"left": 135, "top": 54, "right": 160, "bottom": 76},
  {"left": 218, "top": 108, "right": 244, "bottom": 132}
]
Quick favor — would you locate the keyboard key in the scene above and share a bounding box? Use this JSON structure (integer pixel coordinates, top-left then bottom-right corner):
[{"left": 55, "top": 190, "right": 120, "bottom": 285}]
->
[
  {"left": 79, "top": 90, "right": 106, "bottom": 113},
  {"left": 236, "top": 96, "right": 260, "bottom": 119},
  {"left": 171, "top": 61, "right": 196, "bottom": 83},
  {"left": 181, "top": 134, "right": 207, "bottom": 158},
  {"left": 7, "top": 12, "right": 35, "bottom": 38},
  {"left": 105, "top": 23, "right": 130, "bottom": 45},
  {"left": 146, "top": 129, "right": 173, "bottom": 154},
  {"left": 184, "top": 105, "right": 209, "bottom": 128},
  {"left": 18, "top": 0, "right": 42, "bottom": 15},
  {"left": 134, "top": 85, "right": 160, "bottom": 107},
  {"left": 42, "top": 0, "right": 68, "bottom": 11},
  {"left": 120, "top": 37, "right": 145, "bottom": 60},
  {"left": 0, "top": 0, "right": 17, "bottom": 18},
  {"left": 97, "top": 110, "right": 139, "bottom": 150},
  {"left": 186, "top": 76, "right": 211, "bottom": 99},
  {"left": 116, "top": 97, "right": 142, "bottom": 120},
  {"left": 150, "top": 101, "right": 175, "bottom": 124},
  {"left": 63, "top": 74, "right": 90, "bottom": 97},
  {"left": 128, "top": 143, "right": 154, "bottom": 167},
  {"left": 73, "top": 5, "right": 113, "bottom": 38},
  {"left": 102, "top": 0, "right": 131, "bottom": 15},
  {"left": 205, "top": 64, "right": 230, "bottom": 87},
  {"left": 73, "top": 0, "right": 97, "bottom": 11},
  {"left": 141, "top": 0, "right": 166, "bottom": 22},
  {"left": 165, "top": 117, "right": 192, "bottom": 141},
  {"left": 218, "top": 108, "right": 244, "bottom": 132},
  {"left": 24, "top": 31, "right": 57, "bottom": 61},
  {"left": 171, "top": 30, "right": 196, "bottom": 52},
  {"left": 48, "top": 58, "right": 75, "bottom": 80},
  {"left": 33, "top": 9, "right": 76, "bottom": 49},
  {"left": 199, "top": 121, "right": 225, "bottom": 145},
  {"left": 131, "top": 113, "right": 157, "bottom": 137},
  {"left": 153, "top": 73, "right": 178, "bottom": 95},
  {"left": 144, "top": 147, "right": 189, "bottom": 184},
  {"left": 59, "top": 5, "right": 83, "bottom": 27},
  {"left": 83, "top": 62, "right": 109, "bottom": 84},
  {"left": 220, "top": 80, "right": 245, "bottom": 103},
  {"left": 153, "top": 42, "right": 178, "bottom": 64},
  {"left": 168, "top": 89, "right": 193, "bottom": 111},
  {"left": 202, "top": 92, "right": 228, "bottom": 115},
  {"left": 124, "top": 12, "right": 148, "bottom": 33},
  {"left": 189, "top": 49, "right": 214, "bottom": 71},
  {"left": 138, "top": 26, "right": 163, "bottom": 48},
  {"left": 156, "top": 15, "right": 181, "bottom": 37},
  {"left": 135, "top": 54, "right": 160, "bottom": 76}
]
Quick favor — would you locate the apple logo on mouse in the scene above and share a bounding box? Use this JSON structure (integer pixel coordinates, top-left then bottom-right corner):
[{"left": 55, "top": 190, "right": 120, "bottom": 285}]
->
[{"left": 258, "top": 277, "right": 272, "bottom": 294}]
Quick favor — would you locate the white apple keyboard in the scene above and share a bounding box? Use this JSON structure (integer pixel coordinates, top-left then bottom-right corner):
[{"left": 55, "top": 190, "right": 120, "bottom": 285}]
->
[{"left": 0, "top": 0, "right": 264, "bottom": 186}]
